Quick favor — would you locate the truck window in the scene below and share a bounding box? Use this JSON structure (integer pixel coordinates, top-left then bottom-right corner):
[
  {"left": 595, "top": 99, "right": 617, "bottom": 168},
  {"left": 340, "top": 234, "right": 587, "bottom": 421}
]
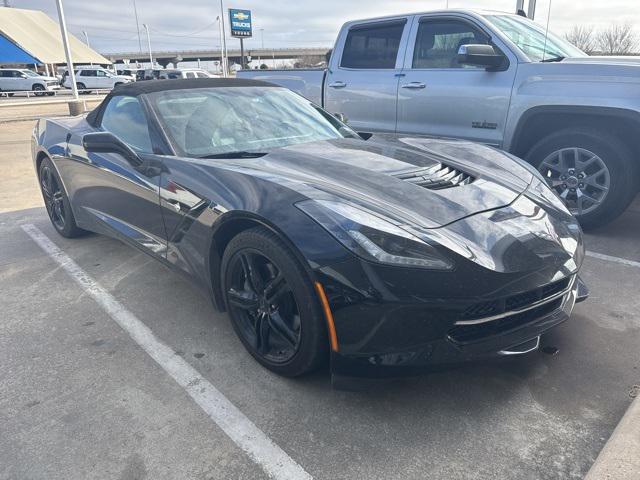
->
[
  {"left": 341, "top": 21, "right": 405, "bottom": 69},
  {"left": 413, "top": 19, "right": 489, "bottom": 69}
]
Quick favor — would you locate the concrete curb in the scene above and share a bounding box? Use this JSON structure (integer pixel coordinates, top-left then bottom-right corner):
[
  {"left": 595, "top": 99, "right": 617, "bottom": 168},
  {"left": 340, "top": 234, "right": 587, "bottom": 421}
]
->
[{"left": 585, "top": 391, "right": 640, "bottom": 479}]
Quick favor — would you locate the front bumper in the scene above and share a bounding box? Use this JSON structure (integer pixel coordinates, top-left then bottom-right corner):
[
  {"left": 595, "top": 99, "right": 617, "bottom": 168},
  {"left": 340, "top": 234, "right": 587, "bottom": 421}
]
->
[{"left": 315, "top": 230, "right": 587, "bottom": 379}]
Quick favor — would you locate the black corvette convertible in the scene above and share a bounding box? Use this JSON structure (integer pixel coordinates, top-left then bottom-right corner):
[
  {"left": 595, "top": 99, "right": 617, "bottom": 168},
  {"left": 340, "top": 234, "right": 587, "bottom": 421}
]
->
[{"left": 32, "top": 78, "right": 587, "bottom": 382}]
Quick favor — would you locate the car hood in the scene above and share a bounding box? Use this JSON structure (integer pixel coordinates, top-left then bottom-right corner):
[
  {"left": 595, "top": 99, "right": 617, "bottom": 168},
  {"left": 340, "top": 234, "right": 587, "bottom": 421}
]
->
[
  {"left": 562, "top": 55, "right": 640, "bottom": 66},
  {"left": 227, "top": 135, "right": 534, "bottom": 228}
]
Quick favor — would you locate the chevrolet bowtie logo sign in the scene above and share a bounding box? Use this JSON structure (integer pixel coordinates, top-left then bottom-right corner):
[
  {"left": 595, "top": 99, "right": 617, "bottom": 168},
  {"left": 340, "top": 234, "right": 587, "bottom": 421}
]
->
[
  {"left": 229, "top": 8, "right": 252, "bottom": 38},
  {"left": 233, "top": 11, "right": 249, "bottom": 21}
]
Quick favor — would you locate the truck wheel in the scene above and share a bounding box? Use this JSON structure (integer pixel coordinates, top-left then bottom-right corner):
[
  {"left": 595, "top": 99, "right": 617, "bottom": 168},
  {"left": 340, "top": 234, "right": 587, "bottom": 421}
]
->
[
  {"left": 76, "top": 82, "right": 88, "bottom": 94},
  {"left": 526, "top": 127, "right": 637, "bottom": 230},
  {"left": 32, "top": 84, "right": 46, "bottom": 97}
]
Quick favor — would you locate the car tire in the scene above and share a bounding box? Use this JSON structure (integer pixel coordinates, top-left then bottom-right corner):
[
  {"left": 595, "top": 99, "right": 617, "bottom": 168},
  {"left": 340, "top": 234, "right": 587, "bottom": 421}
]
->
[
  {"left": 32, "top": 84, "right": 46, "bottom": 97},
  {"left": 526, "top": 127, "right": 637, "bottom": 230},
  {"left": 114, "top": 82, "right": 123, "bottom": 89},
  {"left": 221, "top": 226, "right": 329, "bottom": 377},
  {"left": 38, "top": 157, "right": 86, "bottom": 238},
  {"left": 76, "top": 82, "right": 88, "bottom": 94}
]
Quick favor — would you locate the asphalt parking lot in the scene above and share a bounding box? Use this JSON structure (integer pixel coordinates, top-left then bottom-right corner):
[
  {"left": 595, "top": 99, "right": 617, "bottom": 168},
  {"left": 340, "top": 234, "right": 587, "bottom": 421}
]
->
[{"left": 1, "top": 118, "right": 639, "bottom": 480}]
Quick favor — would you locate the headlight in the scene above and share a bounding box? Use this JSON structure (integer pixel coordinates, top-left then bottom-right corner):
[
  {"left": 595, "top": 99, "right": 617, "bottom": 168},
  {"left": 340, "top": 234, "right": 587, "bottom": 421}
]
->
[{"left": 296, "top": 200, "right": 453, "bottom": 270}]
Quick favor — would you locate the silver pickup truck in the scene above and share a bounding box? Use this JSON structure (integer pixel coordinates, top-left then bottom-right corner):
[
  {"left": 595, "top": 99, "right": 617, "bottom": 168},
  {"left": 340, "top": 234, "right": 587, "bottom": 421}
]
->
[{"left": 238, "top": 9, "right": 640, "bottom": 228}]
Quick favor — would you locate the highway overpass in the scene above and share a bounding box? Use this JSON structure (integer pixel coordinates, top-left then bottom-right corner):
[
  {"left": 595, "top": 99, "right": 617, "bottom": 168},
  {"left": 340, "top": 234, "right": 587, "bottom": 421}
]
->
[{"left": 104, "top": 47, "right": 330, "bottom": 67}]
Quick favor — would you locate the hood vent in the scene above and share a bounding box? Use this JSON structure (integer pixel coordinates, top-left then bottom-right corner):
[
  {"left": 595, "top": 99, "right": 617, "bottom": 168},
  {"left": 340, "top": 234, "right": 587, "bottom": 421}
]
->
[{"left": 392, "top": 164, "right": 474, "bottom": 190}]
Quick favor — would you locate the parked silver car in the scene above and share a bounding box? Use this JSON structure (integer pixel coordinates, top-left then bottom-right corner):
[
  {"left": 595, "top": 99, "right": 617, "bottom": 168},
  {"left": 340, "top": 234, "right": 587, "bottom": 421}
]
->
[{"left": 239, "top": 9, "right": 640, "bottom": 228}]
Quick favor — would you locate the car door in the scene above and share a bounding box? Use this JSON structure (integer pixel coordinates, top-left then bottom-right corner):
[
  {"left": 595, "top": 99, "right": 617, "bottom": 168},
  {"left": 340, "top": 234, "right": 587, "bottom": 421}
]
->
[
  {"left": 95, "top": 69, "right": 111, "bottom": 88},
  {"left": 396, "top": 14, "right": 517, "bottom": 147},
  {"left": 76, "top": 70, "right": 88, "bottom": 89},
  {"left": 324, "top": 17, "right": 412, "bottom": 134},
  {"left": 0, "top": 70, "right": 11, "bottom": 91},
  {"left": 13, "top": 70, "right": 29, "bottom": 90},
  {"left": 62, "top": 95, "right": 167, "bottom": 256}
]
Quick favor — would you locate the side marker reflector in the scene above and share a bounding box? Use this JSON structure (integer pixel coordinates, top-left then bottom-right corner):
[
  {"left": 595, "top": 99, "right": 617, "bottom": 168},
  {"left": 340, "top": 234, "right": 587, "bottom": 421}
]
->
[{"left": 314, "top": 282, "right": 339, "bottom": 352}]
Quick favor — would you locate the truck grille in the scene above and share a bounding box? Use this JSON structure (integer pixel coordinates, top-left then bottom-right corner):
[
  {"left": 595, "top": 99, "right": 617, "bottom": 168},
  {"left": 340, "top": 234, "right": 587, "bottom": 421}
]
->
[{"left": 393, "top": 164, "right": 474, "bottom": 190}]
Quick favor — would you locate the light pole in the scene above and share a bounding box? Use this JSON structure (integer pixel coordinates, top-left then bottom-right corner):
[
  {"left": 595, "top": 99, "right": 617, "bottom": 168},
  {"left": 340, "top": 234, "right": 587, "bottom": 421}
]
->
[
  {"left": 143, "top": 24, "right": 153, "bottom": 67},
  {"left": 259, "top": 27, "right": 264, "bottom": 64},
  {"left": 54, "top": 0, "right": 78, "bottom": 100},
  {"left": 218, "top": 0, "right": 228, "bottom": 77},
  {"left": 82, "top": 30, "right": 94, "bottom": 66},
  {"left": 216, "top": 15, "right": 227, "bottom": 76},
  {"left": 132, "top": 0, "right": 142, "bottom": 52}
]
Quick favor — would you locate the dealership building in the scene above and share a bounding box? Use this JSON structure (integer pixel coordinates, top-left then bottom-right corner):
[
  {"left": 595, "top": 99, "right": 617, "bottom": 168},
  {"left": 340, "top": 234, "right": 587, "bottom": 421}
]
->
[{"left": 0, "top": 7, "right": 110, "bottom": 75}]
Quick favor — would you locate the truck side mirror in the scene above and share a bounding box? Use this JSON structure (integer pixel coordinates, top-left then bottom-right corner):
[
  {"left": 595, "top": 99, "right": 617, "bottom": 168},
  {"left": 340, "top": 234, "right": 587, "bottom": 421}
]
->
[{"left": 457, "top": 44, "right": 506, "bottom": 70}]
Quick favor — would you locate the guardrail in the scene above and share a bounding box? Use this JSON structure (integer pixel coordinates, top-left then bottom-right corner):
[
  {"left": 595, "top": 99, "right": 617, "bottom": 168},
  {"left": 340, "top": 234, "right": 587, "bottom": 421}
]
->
[{"left": 0, "top": 88, "right": 112, "bottom": 99}]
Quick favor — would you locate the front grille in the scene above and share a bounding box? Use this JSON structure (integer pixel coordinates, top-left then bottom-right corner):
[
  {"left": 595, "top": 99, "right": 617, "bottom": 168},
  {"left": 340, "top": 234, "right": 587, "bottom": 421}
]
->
[
  {"left": 393, "top": 164, "right": 474, "bottom": 190},
  {"left": 449, "top": 298, "right": 563, "bottom": 343},
  {"left": 460, "top": 277, "right": 571, "bottom": 322}
]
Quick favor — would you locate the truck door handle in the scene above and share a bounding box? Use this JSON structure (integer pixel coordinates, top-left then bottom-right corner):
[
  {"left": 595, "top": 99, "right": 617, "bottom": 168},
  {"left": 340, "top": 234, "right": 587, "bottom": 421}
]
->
[
  {"left": 328, "top": 81, "right": 347, "bottom": 88},
  {"left": 401, "top": 82, "right": 426, "bottom": 89}
]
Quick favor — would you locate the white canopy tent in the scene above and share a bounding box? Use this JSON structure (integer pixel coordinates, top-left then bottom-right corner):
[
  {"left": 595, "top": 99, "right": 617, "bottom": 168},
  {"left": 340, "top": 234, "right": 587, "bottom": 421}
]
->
[{"left": 0, "top": 7, "right": 110, "bottom": 66}]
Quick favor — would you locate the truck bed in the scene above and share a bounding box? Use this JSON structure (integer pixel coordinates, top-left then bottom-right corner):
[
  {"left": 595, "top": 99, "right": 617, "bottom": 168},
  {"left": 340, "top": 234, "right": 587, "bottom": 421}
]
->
[{"left": 236, "top": 68, "right": 325, "bottom": 105}]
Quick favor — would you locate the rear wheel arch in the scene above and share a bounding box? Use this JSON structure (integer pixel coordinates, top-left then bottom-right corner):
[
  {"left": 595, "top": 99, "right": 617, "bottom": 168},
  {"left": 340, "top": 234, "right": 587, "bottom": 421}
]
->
[
  {"left": 207, "top": 212, "right": 315, "bottom": 312},
  {"left": 35, "top": 150, "right": 50, "bottom": 175}
]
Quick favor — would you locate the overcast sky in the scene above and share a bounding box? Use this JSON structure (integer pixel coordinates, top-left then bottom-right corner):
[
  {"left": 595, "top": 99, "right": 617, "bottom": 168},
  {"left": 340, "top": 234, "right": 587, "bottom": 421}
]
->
[{"left": 8, "top": 0, "right": 639, "bottom": 53}]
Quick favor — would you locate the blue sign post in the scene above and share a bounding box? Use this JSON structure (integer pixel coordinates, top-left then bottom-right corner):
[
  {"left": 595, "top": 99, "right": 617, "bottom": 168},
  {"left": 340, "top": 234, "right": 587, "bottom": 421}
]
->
[{"left": 228, "top": 9, "right": 252, "bottom": 70}]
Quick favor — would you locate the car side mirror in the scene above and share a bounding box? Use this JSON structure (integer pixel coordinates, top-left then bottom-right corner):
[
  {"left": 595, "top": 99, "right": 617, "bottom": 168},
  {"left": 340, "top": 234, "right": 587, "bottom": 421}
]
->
[
  {"left": 83, "top": 132, "right": 142, "bottom": 166},
  {"left": 457, "top": 44, "right": 506, "bottom": 70}
]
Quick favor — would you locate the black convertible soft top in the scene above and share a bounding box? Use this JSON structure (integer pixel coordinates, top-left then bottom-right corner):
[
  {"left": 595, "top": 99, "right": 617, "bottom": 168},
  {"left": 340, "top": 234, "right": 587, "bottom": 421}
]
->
[{"left": 86, "top": 77, "right": 277, "bottom": 126}]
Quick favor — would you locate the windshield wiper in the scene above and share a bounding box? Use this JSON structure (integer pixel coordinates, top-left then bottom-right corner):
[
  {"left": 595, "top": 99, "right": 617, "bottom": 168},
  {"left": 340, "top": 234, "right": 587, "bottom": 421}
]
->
[
  {"left": 541, "top": 55, "right": 565, "bottom": 62},
  {"left": 199, "top": 151, "right": 267, "bottom": 159}
]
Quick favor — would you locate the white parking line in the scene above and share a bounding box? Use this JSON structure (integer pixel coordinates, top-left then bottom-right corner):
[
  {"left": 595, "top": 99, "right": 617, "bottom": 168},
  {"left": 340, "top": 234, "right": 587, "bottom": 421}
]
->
[
  {"left": 586, "top": 251, "right": 640, "bottom": 269},
  {"left": 21, "top": 224, "right": 313, "bottom": 480}
]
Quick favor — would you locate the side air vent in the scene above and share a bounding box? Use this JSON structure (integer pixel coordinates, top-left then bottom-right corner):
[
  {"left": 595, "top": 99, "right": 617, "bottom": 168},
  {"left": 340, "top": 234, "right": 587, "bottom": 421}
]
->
[{"left": 392, "top": 164, "right": 474, "bottom": 190}]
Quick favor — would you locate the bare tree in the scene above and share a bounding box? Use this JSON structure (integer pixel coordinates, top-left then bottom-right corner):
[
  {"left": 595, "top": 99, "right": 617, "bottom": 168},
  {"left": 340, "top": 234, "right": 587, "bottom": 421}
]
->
[
  {"left": 597, "top": 23, "right": 638, "bottom": 55},
  {"left": 564, "top": 24, "right": 596, "bottom": 53}
]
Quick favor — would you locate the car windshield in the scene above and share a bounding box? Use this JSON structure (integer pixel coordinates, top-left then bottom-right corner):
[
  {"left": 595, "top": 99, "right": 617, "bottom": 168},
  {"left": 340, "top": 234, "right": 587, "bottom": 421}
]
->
[
  {"left": 149, "top": 86, "right": 359, "bottom": 157},
  {"left": 21, "top": 70, "right": 40, "bottom": 77},
  {"left": 484, "top": 14, "right": 587, "bottom": 62}
]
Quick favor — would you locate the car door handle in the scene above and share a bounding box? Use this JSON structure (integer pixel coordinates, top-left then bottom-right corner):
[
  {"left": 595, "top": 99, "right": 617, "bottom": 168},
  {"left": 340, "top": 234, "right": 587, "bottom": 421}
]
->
[
  {"left": 328, "top": 81, "right": 347, "bottom": 89},
  {"left": 401, "top": 82, "right": 426, "bottom": 89}
]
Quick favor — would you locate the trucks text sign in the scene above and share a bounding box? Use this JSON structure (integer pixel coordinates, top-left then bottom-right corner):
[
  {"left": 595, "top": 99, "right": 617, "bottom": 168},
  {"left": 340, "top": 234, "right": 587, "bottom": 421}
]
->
[{"left": 229, "top": 9, "right": 252, "bottom": 38}]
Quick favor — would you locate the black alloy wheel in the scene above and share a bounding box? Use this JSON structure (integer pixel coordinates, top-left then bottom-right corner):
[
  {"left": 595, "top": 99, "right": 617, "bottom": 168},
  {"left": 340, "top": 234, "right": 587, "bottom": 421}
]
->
[
  {"left": 40, "top": 162, "right": 66, "bottom": 230},
  {"left": 38, "top": 157, "right": 85, "bottom": 238},
  {"left": 222, "top": 227, "right": 328, "bottom": 376}
]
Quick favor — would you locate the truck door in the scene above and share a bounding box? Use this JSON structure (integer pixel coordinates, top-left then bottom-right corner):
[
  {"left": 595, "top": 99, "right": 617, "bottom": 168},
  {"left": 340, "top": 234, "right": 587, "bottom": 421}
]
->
[
  {"left": 396, "top": 14, "right": 517, "bottom": 147},
  {"left": 324, "top": 17, "right": 412, "bottom": 134}
]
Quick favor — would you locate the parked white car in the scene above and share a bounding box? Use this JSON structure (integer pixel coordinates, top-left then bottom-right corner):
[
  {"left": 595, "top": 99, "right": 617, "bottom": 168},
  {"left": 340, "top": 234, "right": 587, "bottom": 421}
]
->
[
  {"left": 158, "top": 68, "right": 218, "bottom": 79},
  {"left": 0, "top": 69, "right": 60, "bottom": 96},
  {"left": 62, "top": 67, "right": 133, "bottom": 92}
]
